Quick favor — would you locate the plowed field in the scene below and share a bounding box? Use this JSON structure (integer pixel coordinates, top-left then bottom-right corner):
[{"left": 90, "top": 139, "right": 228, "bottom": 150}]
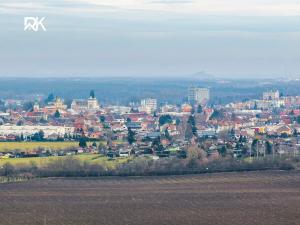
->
[{"left": 0, "top": 171, "right": 300, "bottom": 225}]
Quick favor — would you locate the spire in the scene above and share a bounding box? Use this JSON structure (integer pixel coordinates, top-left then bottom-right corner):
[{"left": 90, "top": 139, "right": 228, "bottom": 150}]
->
[{"left": 90, "top": 90, "right": 95, "bottom": 99}]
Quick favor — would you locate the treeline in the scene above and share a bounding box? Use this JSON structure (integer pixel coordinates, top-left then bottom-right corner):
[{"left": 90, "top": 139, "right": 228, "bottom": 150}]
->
[
  {"left": 0, "top": 156, "right": 296, "bottom": 179},
  {"left": 113, "top": 157, "right": 295, "bottom": 176}
]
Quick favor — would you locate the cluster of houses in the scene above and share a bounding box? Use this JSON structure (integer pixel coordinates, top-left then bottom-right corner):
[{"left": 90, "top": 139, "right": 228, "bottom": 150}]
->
[{"left": 0, "top": 89, "right": 300, "bottom": 159}]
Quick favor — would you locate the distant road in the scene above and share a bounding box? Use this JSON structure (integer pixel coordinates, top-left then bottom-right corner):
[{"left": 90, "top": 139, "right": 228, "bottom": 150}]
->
[{"left": 0, "top": 171, "right": 300, "bottom": 225}]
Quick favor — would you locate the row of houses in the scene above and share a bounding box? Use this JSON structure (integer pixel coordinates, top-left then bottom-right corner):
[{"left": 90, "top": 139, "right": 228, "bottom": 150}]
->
[{"left": 0, "top": 125, "right": 74, "bottom": 139}]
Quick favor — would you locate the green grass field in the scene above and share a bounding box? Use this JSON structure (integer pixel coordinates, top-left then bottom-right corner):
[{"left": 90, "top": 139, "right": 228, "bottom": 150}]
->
[
  {"left": 0, "top": 154, "right": 131, "bottom": 169},
  {"left": 0, "top": 142, "right": 78, "bottom": 152},
  {"left": 0, "top": 141, "right": 125, "bottom": 152}
]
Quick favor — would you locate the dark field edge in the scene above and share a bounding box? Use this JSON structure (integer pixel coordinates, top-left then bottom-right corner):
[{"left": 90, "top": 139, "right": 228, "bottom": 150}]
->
[
  {"left": 1, "top": 168, "right": 298, "bottom": 185},
  {"left": 1, "top": 169, "right": 300, "bottom": 186},
  {"left": 37, "top": 169, "right": 300, "bottom": 181},
  {"left": 0, "top": 156, "right": 298, "bottom": 184}
]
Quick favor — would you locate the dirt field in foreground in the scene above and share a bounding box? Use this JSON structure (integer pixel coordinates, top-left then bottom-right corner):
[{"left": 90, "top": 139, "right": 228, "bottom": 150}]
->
[{"left": 0, "top": 171, "right": 300, "bottom": 225}]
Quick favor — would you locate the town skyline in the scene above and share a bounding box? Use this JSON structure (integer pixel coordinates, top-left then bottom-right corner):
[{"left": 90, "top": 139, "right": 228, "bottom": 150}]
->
[{"left": 1, "top": 85, "right": 300, "bottom": 161}]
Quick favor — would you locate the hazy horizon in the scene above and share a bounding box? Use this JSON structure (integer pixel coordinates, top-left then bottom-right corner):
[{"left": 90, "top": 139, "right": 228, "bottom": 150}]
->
[
  {"left": 1, "top": 0, "right": 300, "bottom": 78},
  {"left": 0, "top": 73, "right": 292, "bottom": 80}
]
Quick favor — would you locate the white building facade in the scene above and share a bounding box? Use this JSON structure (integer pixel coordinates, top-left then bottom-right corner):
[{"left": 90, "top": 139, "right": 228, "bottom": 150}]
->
[
  {"left": 0, "top": 125, "right": 75, "bottom": 138},
  {"left": 263, "top": 90, "right": 280, "bottom": 100},
  {"left": 188, "top": 87, "right": 210, "bottom": 105},
  {"left": 139, "top": 98, "right": 157, "bottom": 114}
]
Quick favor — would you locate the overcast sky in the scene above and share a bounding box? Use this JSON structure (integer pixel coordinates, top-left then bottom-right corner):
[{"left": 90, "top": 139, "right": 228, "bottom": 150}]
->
[{"left": 0, "top": 0, "right": 300, "bottom": 78}]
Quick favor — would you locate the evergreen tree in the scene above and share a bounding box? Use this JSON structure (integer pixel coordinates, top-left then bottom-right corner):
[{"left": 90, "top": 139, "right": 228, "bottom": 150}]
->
[
  {"left": 152, "top": 137, "right": 164, "bottom": 152},
  {"left": 187, "top": 115, "right": 197, "bottom": 136},
  {"left": 293, "top": 129, "right": 298, "bottom": 136},
  {"left": 191, "top": 107, "right": 195, "bottom": 115},
  {"left": 254, "top": 102, "right": 258, "bottom": 110},
  {"left": 38, "top": 130, "right": 44, "bottom": 141},
  {"left": 188, "top": 115, "right": 195, "bottom": 126},
  {"left": 100, "top": 116, "right": 105, "bottom": 123},
  {"left": 127, "top": 128, "right": 136, "bottom": 145},
  {"left": 296, "top": 116, "right": 300, "bottom": 124},
  {"left": 197, "top": 104, "right": 203, "bottom": 113},
  {"left": 251, "top": 139, "right": 258, "bottom": 156},
  {"left": 210, "top": 110, "right": 224, "bottom": 120},
  {"left": 159, "top": 115, "right": 172, "bottom": 125},
  {"left": 54, "top": 110, "right": 60, "bottom": 118},
  {"left": 92, "top": 141, "right": 97, "bottom": 148},
  {"left": 32, "top": 130, "right": 44, "bottom": 141},
  {"left": 165, "top": 129, "right": 171, "bottom": 141},
  {"left": 265, "top": 141, "right": 272, "bottom": 155},
  {"left": 45, "top": 93, "right": 54, "bottom": 104},
  {"left": 218, "top": 146, "right": 227, "bottom": 157},
  {"left": 230, "top": 128, "right": 235, "bottom": 139},
  {"left": 185, "top": 124, "right": 194, "bottom": 140},
  {"left": 79, "top": 137, "right": 87, "bottom": 148}
]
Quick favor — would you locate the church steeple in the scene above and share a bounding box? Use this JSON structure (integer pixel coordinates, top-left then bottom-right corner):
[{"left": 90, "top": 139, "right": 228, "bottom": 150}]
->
[
  {"left": 87, "top": 90, "right": 100, "bottom": 110},
  {"left": 33, "top": 99, "right": 39, "bottom": 111},
  {"left": 89, "top": 90, "right": 95, "bottom": 99}
]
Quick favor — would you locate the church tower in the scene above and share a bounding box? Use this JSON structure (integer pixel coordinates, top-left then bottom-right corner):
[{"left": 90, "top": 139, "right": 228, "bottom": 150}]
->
[{"left": 87, "top": 90, "right": 100, "bottom": 110}]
